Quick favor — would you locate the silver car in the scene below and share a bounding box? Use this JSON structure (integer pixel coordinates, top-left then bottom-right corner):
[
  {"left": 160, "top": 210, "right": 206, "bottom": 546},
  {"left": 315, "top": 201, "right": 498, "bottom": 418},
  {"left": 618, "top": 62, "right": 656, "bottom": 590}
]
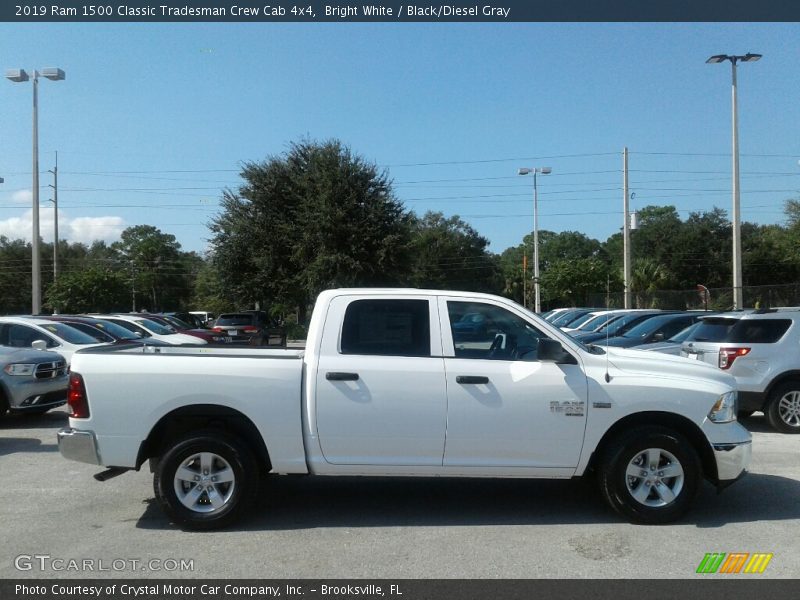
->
[{"left": 0, "top": 346, "right": 68, "bottom": 417}]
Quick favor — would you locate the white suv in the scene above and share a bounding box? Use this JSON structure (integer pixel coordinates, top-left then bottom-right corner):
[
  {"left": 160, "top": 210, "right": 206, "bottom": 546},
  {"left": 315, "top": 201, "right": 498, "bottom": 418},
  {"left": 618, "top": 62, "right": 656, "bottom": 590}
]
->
[{"left": 681, "top": 310, "right": 800, "bottom": 433}]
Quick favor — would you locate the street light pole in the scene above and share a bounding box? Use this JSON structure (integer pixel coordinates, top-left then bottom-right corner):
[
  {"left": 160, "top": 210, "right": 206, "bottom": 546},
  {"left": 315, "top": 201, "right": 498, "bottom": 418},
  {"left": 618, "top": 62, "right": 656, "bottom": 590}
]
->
[
  {"left": 48, "top": 151, "right": 59, "bottom": 284},
  {"left": 6, "top": 67, "right": 65, "bottom": 315},
  {"left": 518, "top": 166, "right": 552, "bottom": 313},
  {"left": 707, "top": 53, "right": 761, "bottom": 309}
]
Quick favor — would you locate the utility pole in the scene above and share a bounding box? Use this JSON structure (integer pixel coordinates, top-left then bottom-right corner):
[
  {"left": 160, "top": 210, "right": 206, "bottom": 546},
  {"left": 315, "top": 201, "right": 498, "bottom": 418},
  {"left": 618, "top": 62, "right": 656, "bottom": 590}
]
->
[
  {"left": 522, "top": 254, "right": 527, "bottom": 309},
  {"left": 623, "top": 147, "right": 631, "bottom": 309},
  {"left": 48, "top": 151, "right": 58, "bottom": 284},
  {"left": 130, "top": 262, "right": 137, "bottom": 312}
]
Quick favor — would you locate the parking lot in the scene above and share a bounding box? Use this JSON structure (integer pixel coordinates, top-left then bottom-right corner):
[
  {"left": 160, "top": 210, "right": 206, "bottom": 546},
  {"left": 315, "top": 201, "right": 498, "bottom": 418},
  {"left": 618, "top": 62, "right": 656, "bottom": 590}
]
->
[{"left": 1, "top": 407, "right": 798, "bottom": 579}]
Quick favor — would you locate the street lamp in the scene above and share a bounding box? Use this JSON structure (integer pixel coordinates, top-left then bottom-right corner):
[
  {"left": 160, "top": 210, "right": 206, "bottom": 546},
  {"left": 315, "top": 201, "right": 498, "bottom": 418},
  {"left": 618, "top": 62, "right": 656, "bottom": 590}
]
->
[
  {"left": 518, "top": 166, "right": 552, "bottom": 313},
  {"left": 5, "top": 67, "right": 66, "bottom": 314},
  {"left": 706, "top": 52, "right": 761, "bottom": 309}
]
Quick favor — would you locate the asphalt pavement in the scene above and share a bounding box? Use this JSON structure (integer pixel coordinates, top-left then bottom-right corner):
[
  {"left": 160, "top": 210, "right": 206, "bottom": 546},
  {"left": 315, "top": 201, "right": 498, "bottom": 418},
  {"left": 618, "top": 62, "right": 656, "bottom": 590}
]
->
[{"left": 1, "top": 407, "right": 798, "bottom": 579}]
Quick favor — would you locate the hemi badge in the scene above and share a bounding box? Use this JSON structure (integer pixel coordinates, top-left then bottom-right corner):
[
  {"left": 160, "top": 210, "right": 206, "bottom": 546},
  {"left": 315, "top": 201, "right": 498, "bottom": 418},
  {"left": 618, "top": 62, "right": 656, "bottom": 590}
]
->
[{"left": 593, "top": 402, "right": 612, "bottom": 409}]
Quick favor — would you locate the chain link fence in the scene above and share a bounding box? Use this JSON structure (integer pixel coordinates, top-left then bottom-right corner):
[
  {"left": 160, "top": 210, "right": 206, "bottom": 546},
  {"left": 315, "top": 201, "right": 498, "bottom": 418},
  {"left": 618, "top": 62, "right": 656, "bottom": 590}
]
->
[{"left": 585, "top": 283, "right": 800, "bottom": 312}]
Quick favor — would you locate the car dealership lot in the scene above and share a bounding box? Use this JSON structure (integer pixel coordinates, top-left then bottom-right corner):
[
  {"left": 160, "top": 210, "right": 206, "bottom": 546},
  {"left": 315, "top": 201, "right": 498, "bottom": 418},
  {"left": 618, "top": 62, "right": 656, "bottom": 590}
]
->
[{"left": 1, "top": 407, "right": 799, "bottom": 579}]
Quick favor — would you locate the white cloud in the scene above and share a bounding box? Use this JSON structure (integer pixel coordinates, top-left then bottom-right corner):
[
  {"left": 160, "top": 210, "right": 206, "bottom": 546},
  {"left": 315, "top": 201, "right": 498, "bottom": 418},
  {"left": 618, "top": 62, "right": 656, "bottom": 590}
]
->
[
  {"left": 0, "top": 208, "right": 125, "bottom": 245},
  {"left": 11, "top": 189, "right": 33, "bottom": 204}
]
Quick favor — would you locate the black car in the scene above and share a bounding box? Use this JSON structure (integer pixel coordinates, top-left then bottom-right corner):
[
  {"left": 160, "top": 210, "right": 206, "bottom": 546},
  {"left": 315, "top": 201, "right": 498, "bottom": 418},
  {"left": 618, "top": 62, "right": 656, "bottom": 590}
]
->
[
  {"left": 212, "top": 311, "right": 266, "bottom": 342},
  {"left": 600, "top": 313, "right": 707, "bottom": 348}
]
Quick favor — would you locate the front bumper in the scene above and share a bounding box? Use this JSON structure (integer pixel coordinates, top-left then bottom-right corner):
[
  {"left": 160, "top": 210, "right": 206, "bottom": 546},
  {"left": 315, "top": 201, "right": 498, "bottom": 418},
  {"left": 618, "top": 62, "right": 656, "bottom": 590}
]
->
[
  {"left": 712, "top": 440, "right": 752, "bottom": 483},
  {"left": 57, "top": 428, "right": 101, "bottom": 465}
]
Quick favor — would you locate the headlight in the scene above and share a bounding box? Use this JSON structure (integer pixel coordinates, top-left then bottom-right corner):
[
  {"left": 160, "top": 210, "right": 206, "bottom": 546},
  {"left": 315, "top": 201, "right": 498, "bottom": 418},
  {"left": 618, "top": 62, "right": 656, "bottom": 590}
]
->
[
  {"left": 4, "top": 363, "right": 36, "bottom": 376},
  {"left": 709, "top": 390, "right": 737, "bottom": 423}
]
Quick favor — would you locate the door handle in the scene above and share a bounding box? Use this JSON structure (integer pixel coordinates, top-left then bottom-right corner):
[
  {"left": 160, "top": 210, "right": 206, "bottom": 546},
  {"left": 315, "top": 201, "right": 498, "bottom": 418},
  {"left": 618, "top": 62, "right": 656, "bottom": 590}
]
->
[
  {"left": 456, "top": 375, "right": 489, "bottom": 385},
  {"left": 326, "top": 372, "right": 360, "bottom": 381}
]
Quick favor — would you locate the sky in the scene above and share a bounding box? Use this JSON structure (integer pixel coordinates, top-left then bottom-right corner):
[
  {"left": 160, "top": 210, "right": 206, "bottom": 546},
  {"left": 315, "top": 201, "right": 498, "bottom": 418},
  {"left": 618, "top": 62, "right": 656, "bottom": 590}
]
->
[{"left": 0, "top": 22, "right": 799, "bottom": 256}]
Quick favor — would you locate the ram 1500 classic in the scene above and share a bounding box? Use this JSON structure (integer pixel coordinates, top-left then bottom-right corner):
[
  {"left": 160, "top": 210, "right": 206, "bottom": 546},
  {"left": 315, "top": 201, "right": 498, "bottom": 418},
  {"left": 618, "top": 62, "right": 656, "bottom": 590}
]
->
[{"left": 58, "top": 289, "right": 751, "bottom": 529}]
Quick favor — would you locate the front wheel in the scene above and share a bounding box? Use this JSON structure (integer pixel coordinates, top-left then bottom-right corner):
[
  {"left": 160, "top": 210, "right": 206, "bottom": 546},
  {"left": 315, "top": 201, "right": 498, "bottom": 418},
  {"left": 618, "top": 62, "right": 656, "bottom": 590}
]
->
[
  {"left": 598, "top": 426, "right": 701, "bottom": 524},
  {"left": 153, "top": 430, "right": 259, "bottom": 530},
  {"left": 765, "top": 382, "right": 800, "bottom": 434}
]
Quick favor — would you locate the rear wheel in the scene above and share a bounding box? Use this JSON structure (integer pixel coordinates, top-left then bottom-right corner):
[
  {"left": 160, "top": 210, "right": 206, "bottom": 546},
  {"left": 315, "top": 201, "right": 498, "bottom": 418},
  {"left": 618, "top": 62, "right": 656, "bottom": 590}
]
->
[
  {"left": 765, "top": 382, "right": 800, "bottom": 434},
  {"left": 153, "top": 430, "right": 259, "bottom": 530},
  {"left": 598, "top": 426, "right": 701, "bottom": 524}
]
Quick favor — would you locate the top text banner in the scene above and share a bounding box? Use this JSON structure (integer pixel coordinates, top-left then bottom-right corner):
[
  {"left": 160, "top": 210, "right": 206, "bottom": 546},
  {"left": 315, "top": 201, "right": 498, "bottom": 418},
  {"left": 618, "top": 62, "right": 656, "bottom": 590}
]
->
[{"left": 3, "top": 1, "right": 800, "bottom": 22}]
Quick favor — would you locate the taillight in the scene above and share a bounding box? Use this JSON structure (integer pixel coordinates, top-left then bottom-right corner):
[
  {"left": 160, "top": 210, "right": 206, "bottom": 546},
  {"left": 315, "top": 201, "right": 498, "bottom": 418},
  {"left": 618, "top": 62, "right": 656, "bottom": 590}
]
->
[
  {"left": 212, "top": 326, "right": 223, "bottom": 332},
  {"left": 68, "top": 372, "right": 90, "bottom": 418},
  {"left": 243, "top": 326, "right": 258, "bottom": 332},
  {"left": 719, "top": 347, "right": 751, "bottom": 369}
]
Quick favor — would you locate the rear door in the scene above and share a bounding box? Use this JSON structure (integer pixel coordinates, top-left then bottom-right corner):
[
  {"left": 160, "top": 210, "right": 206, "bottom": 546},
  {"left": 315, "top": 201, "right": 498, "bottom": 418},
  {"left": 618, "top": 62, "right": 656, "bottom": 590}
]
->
[{"left": 315, "top": 295, "right": 448, "bottom": 466}]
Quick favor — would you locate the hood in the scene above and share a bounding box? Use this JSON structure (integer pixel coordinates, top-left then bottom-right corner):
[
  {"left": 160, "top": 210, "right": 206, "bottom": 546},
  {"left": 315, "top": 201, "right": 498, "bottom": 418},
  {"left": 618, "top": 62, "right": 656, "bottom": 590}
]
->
[
  {"left": 0, "top": 346, "right": 64, "bottom": 363},
  {"left": 171, "top": 333, "right": 208, "bottom": 345},
  {"left": 604, "top": 346, "right": 734, "bottom": 388}
]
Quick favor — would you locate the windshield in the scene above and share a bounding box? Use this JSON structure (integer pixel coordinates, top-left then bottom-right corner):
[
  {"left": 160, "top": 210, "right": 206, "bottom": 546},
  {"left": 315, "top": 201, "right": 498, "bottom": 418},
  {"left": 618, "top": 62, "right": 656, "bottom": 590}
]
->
[
  {"left": 39, "top": 323, "right": 104, "bottom": 345},
  {"left": 667, "top": 322, "right": 700, "bottom": 343},
  {"left": 62, "top": 322, "right": 116, "bottom": 343},
  {"left": 580, "top": 313, "right": 619, "bottom": 331},
  {"left": 92, "top": 319, "right": 145, "bottom": 341},
  {"left": 565, "top": 312, "right": 601, "bottom": 329},
  {"left": 622, "top": 314, "right": 679, "bottom": 339},
  {"left": 134, "top": 318, "right": 175, "bottom": 335},
  {"left": 599, "top": 312, "right": 654, "bottom": 334}
]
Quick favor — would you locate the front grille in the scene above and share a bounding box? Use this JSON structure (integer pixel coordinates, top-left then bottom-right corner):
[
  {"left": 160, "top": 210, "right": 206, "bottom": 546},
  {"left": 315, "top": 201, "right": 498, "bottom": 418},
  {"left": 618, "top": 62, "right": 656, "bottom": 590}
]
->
[{"left": 35, "top": 360, "right": 67, "bottom": 379}]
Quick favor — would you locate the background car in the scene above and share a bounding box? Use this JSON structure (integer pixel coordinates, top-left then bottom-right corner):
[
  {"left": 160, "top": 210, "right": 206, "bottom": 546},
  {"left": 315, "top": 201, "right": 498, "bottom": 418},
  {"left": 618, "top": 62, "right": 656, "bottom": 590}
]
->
[
  {"left": 41, "top": 316, "right": 172, "bottom": 347},
  {"left": 0, "top": 346, "right": 68, "bottom": 417},
  {"left": 681, "top": 310, "right": 800, "bottom": 432},
  {"left": 570, "top": 310, "right": 666, "bottom": 343},
  {"left": 635, "top": 322, "right": 701, "bottom": 355},
  {"left": 140, "top": 314, "right": 231, "bottom": 344},
  {"left": 211, "top": 311, "right": 270, "bottom": 343},
  {"left": 599, "top": 312, "right": 705, "bottom": 348},
  {"left": 451, "top": 312, "right": 491, "bottom": 340},
  {"left": 0, "top": 317, "right": 109, "bottom": 364},
  {"left": 98, "top": 315, "right": 207, "bottom": 345}
]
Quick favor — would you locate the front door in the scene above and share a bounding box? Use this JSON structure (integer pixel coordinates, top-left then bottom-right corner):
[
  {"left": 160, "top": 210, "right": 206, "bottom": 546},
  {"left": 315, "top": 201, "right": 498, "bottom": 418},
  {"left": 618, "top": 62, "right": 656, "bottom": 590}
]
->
[{"left": 440, "top": 298, "right": 588, "bottom": 469}]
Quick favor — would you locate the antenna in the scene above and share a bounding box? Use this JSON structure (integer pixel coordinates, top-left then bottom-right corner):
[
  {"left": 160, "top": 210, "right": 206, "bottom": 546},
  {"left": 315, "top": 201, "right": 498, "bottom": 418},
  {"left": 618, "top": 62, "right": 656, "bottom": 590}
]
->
[{"left": 604, "top": 313, "right": 611, "bottom": 382}]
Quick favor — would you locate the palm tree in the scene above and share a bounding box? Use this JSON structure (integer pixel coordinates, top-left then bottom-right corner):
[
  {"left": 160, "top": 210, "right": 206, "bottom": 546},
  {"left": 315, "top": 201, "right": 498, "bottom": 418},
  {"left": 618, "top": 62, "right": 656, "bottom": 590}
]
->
[{"left": 630, "top": 258, "right": 672, "bottom": 308}]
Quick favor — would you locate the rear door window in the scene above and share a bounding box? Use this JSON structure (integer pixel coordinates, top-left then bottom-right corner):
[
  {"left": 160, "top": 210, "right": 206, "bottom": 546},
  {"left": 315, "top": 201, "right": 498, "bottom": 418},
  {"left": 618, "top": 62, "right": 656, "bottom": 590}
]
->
[{"left": 341, "top": 299, "right": 431, "bottom": 357}]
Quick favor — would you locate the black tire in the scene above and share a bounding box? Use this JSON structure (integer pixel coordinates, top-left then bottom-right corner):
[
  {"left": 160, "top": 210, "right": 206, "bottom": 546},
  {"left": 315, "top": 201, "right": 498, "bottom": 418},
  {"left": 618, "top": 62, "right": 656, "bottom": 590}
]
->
[
  {"left": 765, "top": 381, "right": 800, "bottom": 434},
  {"left": 0, "top": 390, "right": 8, "bottom": 419},
  {"left": 598, "top": 426, "right": 701, "bottom": 524},
  {"left": 153, "top": 430, "right": 259, "bottom": 530}
]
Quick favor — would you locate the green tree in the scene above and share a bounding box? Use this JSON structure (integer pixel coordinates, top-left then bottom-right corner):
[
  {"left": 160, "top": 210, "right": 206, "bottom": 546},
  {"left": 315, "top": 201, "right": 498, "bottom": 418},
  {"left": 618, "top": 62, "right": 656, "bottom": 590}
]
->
[
  {"left": 210, "top": 139, "right": 413, "bottom": 322},
  {"left": 630, "top": 257, "right": 673, "bottom": 308},
  {"left": 111, "top": 225, "right": 188, "bottom": 311},
  {"left": 45, "top": 267, "right": 129, "bottom": 313},
  {"left": 409, "top": 211, "right": 499, "bottom": 291}
]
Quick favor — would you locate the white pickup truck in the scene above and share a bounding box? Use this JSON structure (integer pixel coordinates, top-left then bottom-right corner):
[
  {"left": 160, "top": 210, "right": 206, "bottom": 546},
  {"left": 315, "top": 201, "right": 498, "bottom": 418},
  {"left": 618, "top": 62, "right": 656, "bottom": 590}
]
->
[{"left": 58, "top": 289, "right": 751, "bottom": 529}]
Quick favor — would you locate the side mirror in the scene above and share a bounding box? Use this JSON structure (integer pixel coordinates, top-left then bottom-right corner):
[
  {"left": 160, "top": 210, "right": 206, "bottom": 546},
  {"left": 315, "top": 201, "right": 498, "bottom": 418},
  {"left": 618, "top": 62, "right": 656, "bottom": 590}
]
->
[
  {"left": 32, "top": 339, "right": 48, "bottom": 351},
  {"left": 653, "top": 332, "right": 665, "bottom": 342},
  {"left": 538, "top": 338, "right": 577, "bottom": 364}
]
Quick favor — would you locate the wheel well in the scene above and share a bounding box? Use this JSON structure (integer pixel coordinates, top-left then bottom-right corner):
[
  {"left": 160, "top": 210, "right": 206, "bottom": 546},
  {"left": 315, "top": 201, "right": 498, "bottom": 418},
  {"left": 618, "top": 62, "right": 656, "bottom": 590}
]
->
[
  {"left": 762, "top": 372, "right": 800, "bottom": 408},
  {"left": 587, "top": 412, "right": 718, "bottom": 483},
  {"left": 0, "top": 384, "right": 8, "bottom": 413},
  {"left": 136, "top": 404, "right": 271, "bottom": 472}
]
